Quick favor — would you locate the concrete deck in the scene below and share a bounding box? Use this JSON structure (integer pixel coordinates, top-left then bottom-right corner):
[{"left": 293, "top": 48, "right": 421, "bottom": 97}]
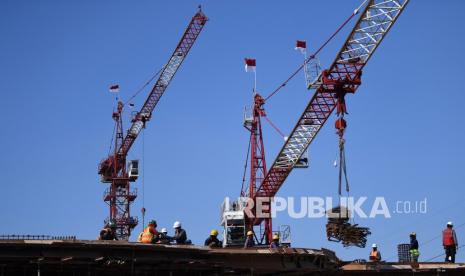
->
[
  {"left": 0, "top": 239, "right": 339, "bottom": 275},
  {"left": 1, "top": 239, "right": 464, "bottom": 275},
  {"left": 341, "top": 262, "right": 465, "bottom": 275}
]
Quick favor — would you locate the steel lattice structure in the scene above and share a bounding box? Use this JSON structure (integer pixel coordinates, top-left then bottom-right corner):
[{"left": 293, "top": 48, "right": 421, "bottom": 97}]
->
[
  {"left": 99, "top": 10, "right": 208, "bottom": 181},
  {"left": 252, "top": 0, "right": 409, "bottom": 227},
  {"left": 121, "top": 11, "right": 208, "bottom": 159},
  {"left": 242, "top": 94, "right": 273, "bottom": 244},
  {"left": 98, "top": 9, "right": 208, "bottom": 240}
]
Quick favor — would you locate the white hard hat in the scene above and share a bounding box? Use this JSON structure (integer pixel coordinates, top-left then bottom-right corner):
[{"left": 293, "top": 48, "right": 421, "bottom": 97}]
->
[
  {"left": 372, "top": 243, "right": 377, "bottom": 248},
  {"left": 173, "top": 221, "right": 181, "bottom": 228},
  {"left": 161, "top": 228, "right": 167, "bottom": 233},
  {"left": 447, "top": 221, "right": 453, "bottom": 226}
]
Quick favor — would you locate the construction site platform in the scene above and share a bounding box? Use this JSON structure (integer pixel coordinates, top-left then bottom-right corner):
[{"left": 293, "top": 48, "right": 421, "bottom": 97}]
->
[
  {"left": 340, "top": 262, "right": 465, "bottom": 275},
  {"left": 0, "top": 239, "right": 339, "bottom": 275},
  {"left": 0, "top": 239, "right": 464, "bottom": 275}
]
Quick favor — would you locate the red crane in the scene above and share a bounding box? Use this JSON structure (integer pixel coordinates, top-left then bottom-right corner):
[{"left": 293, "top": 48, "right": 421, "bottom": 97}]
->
[
  {"left": 223, "top": 0, "right": 409, "bottom": 246},
  {"left": 98, "top": 8, "right": 208, "bottom": 240}
]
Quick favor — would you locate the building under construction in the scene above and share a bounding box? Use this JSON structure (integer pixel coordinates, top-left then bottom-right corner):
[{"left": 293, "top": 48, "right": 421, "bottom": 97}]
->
[{"left": 0, "top": 239, "right": 464, "bottom": 275}]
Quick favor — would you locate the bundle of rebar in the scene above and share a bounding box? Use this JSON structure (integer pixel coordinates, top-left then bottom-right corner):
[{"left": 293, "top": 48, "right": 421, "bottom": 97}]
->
[{"left": 325, "top": 207, "right": 371, "bottom": 248}]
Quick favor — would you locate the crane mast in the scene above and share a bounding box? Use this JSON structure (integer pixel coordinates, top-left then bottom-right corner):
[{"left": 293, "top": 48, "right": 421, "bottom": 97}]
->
[
  {"left": 98, "top": 8, "right": 208, "bottom": 240},
  {"left": 242, "top": 93, "right": 273, "bottom": 244},
  {"left": 241, "top": 0, "right": 409, "bottom": 244}
]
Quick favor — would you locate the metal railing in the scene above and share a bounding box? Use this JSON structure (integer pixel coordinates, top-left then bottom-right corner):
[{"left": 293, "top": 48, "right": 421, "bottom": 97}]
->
[{"left": 0, "top": 234, "right": 76, "bottom": 240}]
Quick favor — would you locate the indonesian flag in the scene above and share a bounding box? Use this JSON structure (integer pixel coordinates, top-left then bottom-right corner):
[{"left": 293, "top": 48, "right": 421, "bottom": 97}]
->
[
  {"left": 244, "top": 58, "right": 256, "bottom": 72},
  {"left": 109, "top": 84, "right": 120, "bottom": 93},
  {"left": 295, "top": 40, "right": 306, "bottom": 53}
]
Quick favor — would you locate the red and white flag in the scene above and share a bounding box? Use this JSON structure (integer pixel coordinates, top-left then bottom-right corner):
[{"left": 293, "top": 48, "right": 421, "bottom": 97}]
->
[
  {"left": 244, "top": 58, "right": 256, "bottom": 72},
  {"left": 295, "top": 40, "right": 307, "bottom": 53},
  {"left": 109, "top": 84, "right": 120, "bottom": 93}
]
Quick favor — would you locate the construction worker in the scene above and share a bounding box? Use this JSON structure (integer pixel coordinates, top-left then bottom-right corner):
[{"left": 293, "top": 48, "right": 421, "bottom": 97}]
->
[
  {"left": 172, "top": 221, "right": 188, "bottom": 244},
  {"left": 369, "top": 244, "right": 381, "bottom": 262},
  {"left": 204, "top": 229, "right": 221, "bottom": 248},
  {"left": 409, "top": 232, "right": 420, "bottom": 263},
  {"left": 443, "top": 221, "right": 458, "bottom": 263},
  {"left": 156, "top": 228, "right": 171, "bottom": 244},
  {"left": 270, "top": 234, "right": 280, "bottom": 249},
  {"left": 244, "top": 231, "right": 255, "bottom": 248},
  {"left": 98, "top": 220, "right": 118, "bottom": 240},
  {"left": 138, "top": 220, "right": 159, "bottom": 244}
]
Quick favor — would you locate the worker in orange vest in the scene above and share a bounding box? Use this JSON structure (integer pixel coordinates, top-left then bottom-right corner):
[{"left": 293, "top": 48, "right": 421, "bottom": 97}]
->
[
  {"left": 369, "top": 244, "right": 381, "bottom": 262},
  {"left": 138, "top": 220, "right": 159, "bottom": 244},
  {"left": 443, "top": 221, "right": 458, "bottom": 263}
]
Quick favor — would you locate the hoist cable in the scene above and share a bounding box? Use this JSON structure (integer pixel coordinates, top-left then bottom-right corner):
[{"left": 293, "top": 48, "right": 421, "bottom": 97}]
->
[
  {"left": 263, "top": 6, "right": 362, "bottom": 102},
  {"left": 240, "top": 137, "right": 252, "bottom": 197},
  {"left": 122, "top": 64, "right": 166, "bottom": 107}
]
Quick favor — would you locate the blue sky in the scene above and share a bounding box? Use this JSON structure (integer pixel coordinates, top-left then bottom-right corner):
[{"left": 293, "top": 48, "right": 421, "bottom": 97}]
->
[{"left": 1, "top": 0, "right": 465, "bottom": 262}]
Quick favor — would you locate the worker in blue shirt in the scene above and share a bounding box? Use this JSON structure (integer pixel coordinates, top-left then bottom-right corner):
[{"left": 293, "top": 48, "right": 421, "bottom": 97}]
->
[
  {"left": 270, "top": 234, "right": 280, "bottom": 249},
  {"left": 244, "top": 231, "right": 255, "bottom": 248}
]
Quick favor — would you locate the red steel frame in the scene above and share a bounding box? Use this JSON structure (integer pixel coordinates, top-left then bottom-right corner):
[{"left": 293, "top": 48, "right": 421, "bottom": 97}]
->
[
  {"left": 242, "top": 94, "right": 273, "bottom": 244},
  {"left": 98, "top": 9, "right": 208, "bottom": 240},
  {"left": 247, "top": 0, "right": 409, "bottom": 239},
  {"left": 103, "top": 101, "right": 138, "bottom": 239}
]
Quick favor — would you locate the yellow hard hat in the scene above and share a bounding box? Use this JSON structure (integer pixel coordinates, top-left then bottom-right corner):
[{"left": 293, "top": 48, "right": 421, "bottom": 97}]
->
[
  {"left": 247, "top": 231, "right": 254, "bottom": 236},
  {"left": 210, "top": 229, "right": 218, "bottom": 236},
  {"left": 410, "top": 232, "right": 416, "bottom": 236},
  {"left": 272, "top": 234, "right": 279, "bottom": 240}
]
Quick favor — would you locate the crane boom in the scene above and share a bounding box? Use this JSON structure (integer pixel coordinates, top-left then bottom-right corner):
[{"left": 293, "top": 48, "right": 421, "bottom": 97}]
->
[
  {"left": 120, "top": 10, "right": 208, "bottom": 158},
  {"left": 254, "top": 0, "right": 409, "bottom": 201},
  {"left": 99, "top": 10, "right": 208, "bottom": 180}
]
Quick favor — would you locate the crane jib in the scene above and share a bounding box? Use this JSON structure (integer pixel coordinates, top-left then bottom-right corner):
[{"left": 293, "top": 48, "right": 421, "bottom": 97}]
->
[
  {"left": 252, "top": 0, "right": 409, "bottom": 209},
  {"left": 120, "top": 11, "right": 208, "bottom": 158},
  {"left": 99, "top": 10, "right": 208, "bottom": 178}
]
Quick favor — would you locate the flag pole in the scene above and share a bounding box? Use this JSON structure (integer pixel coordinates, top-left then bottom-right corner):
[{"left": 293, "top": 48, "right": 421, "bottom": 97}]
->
[
  {"left": 303, "top": 49, "right": 309, "bottom": 88},
  {"left": 253, "top": 70, "right": 257, "bottom": 96},
  {"left": 245, "top": 58, "right": 257, "bottom": 96}
]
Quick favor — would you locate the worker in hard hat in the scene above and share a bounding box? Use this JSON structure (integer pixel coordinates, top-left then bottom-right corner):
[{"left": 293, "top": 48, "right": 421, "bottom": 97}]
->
[
  {"left": 172, "top": 221, "right": 188, "bottom": 244},
  {"left": 138, "top": 220, "right": 159, "bottom": 244},
  {"left": 409, "top": 232, "right": 420, "bottom": 263},
  {"left": 270, "top": 234, "right": 280, "bottom": 249},
  {"left": 443, "top": 221, "right": 458, "bottom": 263},
  {"left": 244, "top": 230, "right": 255, "bottom": 248},
  {"left": 204, "top": 229, "right": 221, "bottom": 247},
  {"left": 98, "top": 220, "right": 118, "bottom": 240},
  {"left": 369, "top": 244, "right": 381, "bottom": 262},
  {"left": 156, "top": 228, "right": 171, "bottom": 244}
]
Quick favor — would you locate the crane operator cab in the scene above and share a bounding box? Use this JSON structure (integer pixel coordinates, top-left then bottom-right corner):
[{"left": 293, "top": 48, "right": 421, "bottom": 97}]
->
[
  {"left": 221, "top": 198, "right": 247, "bottom": 247},
  {"left": 128, "top": 160, "right": 139, "bottom": 181}
]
